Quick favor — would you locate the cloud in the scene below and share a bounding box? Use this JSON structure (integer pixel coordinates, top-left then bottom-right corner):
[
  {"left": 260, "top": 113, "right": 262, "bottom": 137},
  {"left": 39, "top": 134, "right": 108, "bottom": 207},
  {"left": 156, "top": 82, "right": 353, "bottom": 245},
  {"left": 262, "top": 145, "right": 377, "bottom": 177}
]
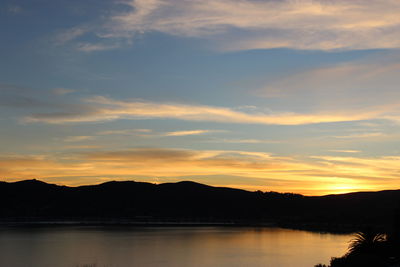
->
[
  {"left": 62, "top": 145, "right": 101, "bottom": 149},
  {"left": 0, "top": 84, "right": 93, "bottom": 116},
  {"left": 162, "top": 130, "right": 217, "bottom": 136},
  {"left": 4, "top": 68, "right": 400, "bottom": 126},
  {"left": 255, "top": 55, "right": 400, "bottom": 127},
  {"left": 0, "top": 84, "right": 48, "bottom": 108},
  {"left": 332, "top": 132, "right": 385, "bottom": 139},
  {"left": 54, "top": 27, "right": 89, "bottom": 45},
  {"left": 76, "top": 42, "right": 121, "bottom": 52},
  {"left": 97, "top": 129, "right": 153, "bottom": 135},
  {"left": 0, "top": 95, "right": 47, "bottom": 109},
  {"left": 6, "top": 58, "right": 400, "bottom": 127},
  {"left": 52, "top": 88, "right": 76, "bottom": 95},
  {"left": 329, "top": 150, "right": 361, "bottom": 154},
  {"left": 97, "top": 128, "right": 222, "bottom": 138},
  {"left": 206, "top": 138, "right": 281, "bottom": 144},
  {"left": 85, "top": 148, "right": 198, "bottom": 162},
  {"left": 61, "top": 0, "right": 400, "bottom": 51},
  {"left": 1, "top": 149, "right": 400, "bottom": 195},
  {"left": 311, "top": 155, "right": 400, "bottom": 176},
  {"left": 7, "top": 5, "right": 22, "bottom": 14},
  {"left": 63, "top": 136, "right": 95, "bottom": 142},
  {"left": 260, "top": 58, "right": 400, "bottom": 107},
  {"left": 24, "top": 95, "right": 391, "bottom": 125}
]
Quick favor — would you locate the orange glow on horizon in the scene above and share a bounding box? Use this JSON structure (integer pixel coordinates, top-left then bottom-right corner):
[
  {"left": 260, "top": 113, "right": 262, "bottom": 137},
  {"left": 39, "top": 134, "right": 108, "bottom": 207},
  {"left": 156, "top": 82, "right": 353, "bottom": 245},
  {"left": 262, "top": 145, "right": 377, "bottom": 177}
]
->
[{"left": 1, "top": 149, "right": 399, "bottom": 196}]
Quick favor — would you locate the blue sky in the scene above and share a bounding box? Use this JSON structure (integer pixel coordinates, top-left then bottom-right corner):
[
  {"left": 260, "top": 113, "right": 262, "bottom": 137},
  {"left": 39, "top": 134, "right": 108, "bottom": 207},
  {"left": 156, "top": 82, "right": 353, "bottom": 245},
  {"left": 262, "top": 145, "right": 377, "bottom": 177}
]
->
[{"left": 1, "top": 0, "right": 400, "bottom": 195}]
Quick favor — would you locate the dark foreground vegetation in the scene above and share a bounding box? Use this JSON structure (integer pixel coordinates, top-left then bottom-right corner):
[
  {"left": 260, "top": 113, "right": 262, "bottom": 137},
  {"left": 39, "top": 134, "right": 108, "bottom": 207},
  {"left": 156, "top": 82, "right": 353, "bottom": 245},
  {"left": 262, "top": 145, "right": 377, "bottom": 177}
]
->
[
  {"left": 1, "top": 179, "right": 400, "bottom": 233},
  {"left": 315, "top": 225, "right": 400, "bottom": 267}
]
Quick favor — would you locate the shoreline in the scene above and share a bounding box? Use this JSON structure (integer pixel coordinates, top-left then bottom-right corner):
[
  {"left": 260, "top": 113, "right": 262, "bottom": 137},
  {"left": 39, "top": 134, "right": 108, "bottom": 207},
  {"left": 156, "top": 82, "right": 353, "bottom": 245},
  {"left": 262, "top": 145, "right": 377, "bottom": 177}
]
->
[{"left": 0, "top": 220, "right": 356, "bottom": 234}]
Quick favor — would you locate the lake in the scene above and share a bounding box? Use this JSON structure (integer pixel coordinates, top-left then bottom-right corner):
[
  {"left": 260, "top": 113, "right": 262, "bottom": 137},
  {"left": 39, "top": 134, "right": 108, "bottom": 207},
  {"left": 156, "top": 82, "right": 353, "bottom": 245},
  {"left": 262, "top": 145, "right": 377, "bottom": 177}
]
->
[{"left": 0, "top": 226, "right": 352, "bottom": 267}]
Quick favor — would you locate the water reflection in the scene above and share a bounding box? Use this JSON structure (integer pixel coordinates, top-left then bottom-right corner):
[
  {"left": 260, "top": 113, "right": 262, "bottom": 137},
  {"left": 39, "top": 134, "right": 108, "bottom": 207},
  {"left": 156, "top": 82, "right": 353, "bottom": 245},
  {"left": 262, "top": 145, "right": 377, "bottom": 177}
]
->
[{"left": 0, "top": 226, "right": 351, "bottom": 267}]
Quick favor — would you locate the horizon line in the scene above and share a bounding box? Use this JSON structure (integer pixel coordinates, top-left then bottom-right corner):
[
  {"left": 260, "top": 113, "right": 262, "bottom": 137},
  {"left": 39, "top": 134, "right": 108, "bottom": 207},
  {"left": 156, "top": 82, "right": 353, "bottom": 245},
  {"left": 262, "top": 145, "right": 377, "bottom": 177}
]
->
[{"left": 2, "top": 178, "right": 399, "bottom": 197}]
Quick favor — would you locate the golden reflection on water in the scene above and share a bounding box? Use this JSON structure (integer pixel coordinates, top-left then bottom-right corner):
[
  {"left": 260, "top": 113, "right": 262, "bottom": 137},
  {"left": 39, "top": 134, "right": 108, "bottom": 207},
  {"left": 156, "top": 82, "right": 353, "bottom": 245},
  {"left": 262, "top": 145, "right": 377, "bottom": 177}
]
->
[{"left": 0, "top": 227, "right": 351, "bottom": 267}]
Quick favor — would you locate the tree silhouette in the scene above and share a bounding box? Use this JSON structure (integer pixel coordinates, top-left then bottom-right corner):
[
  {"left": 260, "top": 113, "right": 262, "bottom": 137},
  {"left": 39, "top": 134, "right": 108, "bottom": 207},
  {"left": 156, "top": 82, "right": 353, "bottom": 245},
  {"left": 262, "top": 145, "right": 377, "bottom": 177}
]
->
[{"left": 348, "top": 229, "right": 386, "bottom": 254}]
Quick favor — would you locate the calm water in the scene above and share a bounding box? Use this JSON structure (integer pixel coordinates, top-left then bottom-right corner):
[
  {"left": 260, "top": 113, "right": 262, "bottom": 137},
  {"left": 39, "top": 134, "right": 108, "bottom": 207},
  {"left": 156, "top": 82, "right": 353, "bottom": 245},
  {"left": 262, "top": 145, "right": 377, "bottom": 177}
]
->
[{"left": 0, "top": 226, "right": 351, "bottom": 267}]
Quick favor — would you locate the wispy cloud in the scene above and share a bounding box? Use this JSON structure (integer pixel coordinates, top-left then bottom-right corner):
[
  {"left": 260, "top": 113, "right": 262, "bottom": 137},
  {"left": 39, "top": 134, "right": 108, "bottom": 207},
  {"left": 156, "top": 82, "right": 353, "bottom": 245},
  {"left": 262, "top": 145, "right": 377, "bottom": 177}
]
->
[
  {"left": 97, "top": 128, "right": 220, "bottom": 137},
  {"left": 63, "top": 136, "right": 95, "bottom": 142},
  {"left": 54, "top": 26, "right": 89, "bottom": 45},
  {"left": 332, "top": 132, "right": 385, "bottom": 139},
  {"left": 60, "top": 0, "right": 400, "bottom": 51},
  {"left": 62, "top": 145, "right": 101, "bottom": 149},
  {"left": 259, "top": 57, "right": 400, "bottom": 111},
  {"left": 206, "top": 138, "right": 281, "bottom": 144},
  {"left": 312, "top": 155, "right": 400, "bottom": 173},
  {"left": 52, "top": 88, "right": 76, "bottom": 95},
  {"left": 76, "top": 42, "right": 121, "bottom": 52},
  {"left": 329, "top": 150, "right": 361, "bottom": 154},
  {"left": 97, "top": 129, "right": 153, "bottom": 135},
  {"left": 3, "top": 75, "right": 400, "bottom": 126},
  {"left": 253, "top": 55, "right": 400, "bottom": 132},
  {"left": 23, "top": 95, "right": 391, "bottom": 125},
  {"left": 162, "top": 130, "right": 218, "bottom": 137},
  {"left": 7, "top": 5, "right": 22, "bottom": 14}
]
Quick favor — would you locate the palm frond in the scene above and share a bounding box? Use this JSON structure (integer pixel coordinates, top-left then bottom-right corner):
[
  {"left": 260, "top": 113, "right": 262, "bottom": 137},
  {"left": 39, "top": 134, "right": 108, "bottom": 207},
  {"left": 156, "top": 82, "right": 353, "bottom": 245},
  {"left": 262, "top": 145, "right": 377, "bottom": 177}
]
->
[{"left": 348, "top": 230, "right": 386, "bottom": 254}]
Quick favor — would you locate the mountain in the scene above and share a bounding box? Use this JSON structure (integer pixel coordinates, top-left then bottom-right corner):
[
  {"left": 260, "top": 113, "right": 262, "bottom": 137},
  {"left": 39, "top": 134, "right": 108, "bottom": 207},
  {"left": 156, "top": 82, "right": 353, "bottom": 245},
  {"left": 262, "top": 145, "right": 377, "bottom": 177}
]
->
[{"left": 1, "top": 179, "right": 399, "bottom": 232}]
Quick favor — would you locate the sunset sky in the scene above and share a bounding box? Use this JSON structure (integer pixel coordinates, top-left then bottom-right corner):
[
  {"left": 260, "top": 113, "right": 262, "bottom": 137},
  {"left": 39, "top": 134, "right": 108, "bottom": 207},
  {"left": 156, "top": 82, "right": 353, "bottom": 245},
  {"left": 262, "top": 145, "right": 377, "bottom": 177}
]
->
[{"left": 1, "top": 0, "right": 400, "bottom": 195}]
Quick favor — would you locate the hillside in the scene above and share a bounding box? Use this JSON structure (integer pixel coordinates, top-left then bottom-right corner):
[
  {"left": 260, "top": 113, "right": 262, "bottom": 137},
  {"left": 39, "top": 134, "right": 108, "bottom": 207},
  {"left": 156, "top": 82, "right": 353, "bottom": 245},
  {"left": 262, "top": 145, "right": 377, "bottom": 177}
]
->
[{"left": 1, "top": 179, "right": 399, "bottom": 232}]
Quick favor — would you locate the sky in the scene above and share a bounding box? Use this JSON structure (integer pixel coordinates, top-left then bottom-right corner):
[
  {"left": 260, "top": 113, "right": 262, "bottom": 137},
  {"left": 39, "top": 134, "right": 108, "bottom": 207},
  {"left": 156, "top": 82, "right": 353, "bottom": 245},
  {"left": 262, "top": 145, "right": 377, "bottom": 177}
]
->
[{"left": 1, "top": 0, "right": 400, "bottom": 195}]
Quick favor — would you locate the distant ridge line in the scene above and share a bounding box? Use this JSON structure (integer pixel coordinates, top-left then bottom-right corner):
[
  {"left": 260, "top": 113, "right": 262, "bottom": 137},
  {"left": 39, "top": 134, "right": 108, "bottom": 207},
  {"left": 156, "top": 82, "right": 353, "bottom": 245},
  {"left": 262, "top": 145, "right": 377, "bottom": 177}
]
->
[
  {"left": 3, "top": 178, "right": 399, "bottom": 196},
  {"left": 1, "top": 179, "right": 399, "bottom": 233}
]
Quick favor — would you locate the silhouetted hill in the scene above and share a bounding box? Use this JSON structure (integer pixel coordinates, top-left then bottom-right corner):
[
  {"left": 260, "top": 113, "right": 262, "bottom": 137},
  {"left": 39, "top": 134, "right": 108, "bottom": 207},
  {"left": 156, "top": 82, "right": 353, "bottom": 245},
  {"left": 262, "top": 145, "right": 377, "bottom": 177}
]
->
[{"left": 1, "top": 179, "right": 399, "bottom": 232}]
